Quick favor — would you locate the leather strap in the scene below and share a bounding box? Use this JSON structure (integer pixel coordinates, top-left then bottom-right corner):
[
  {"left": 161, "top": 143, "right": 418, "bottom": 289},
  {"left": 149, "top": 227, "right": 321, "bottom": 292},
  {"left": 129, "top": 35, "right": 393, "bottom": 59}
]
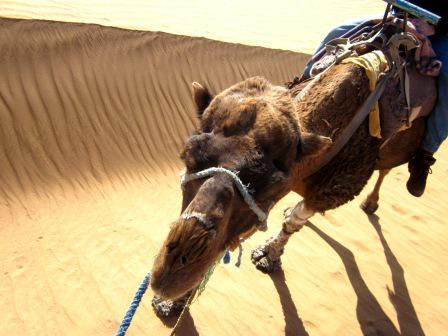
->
[{"left": 301, "top": 68, "right": 395, "bottom": 179}]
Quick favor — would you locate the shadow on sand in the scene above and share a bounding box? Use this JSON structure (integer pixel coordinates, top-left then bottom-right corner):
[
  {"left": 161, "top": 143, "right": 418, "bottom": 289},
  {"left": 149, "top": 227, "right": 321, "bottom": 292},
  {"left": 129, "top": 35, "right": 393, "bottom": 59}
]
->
[
  {"left": 157, "top": 214, "right": 424, "bottom": 336},
  {"left": 305, "top": 214, "right": 425, "bottom": 336},
  {"left": 159, "top": 310, "right": 199, "bottom": 336},
  {"left": 269, "top": 269, "right": 310, "bottom": 336}
]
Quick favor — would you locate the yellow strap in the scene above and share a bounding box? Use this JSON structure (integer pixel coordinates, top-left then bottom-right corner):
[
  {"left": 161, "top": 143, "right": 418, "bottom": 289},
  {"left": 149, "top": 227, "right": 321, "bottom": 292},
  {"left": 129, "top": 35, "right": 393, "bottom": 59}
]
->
[{"left": 341, "top": 51, "right": 389, "bottom": 138}]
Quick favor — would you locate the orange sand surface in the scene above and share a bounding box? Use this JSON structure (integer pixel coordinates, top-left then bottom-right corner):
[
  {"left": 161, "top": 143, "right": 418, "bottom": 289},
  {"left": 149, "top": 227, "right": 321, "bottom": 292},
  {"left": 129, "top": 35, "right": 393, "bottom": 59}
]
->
[{"left": 1, "top": 1, "right": 448, "bottom": 335}]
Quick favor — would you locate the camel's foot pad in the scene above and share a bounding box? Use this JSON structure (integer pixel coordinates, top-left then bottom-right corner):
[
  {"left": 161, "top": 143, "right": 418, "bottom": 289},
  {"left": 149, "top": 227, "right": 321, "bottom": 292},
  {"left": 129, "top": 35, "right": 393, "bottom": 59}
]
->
[
  {"left": 152, "top": 295, "right": 187, "bottom": 318},
  {"left": 360, "top": 199, "right": 379, "bottom": 215},
  {"left": 251, "top": 244, "right": 282, "bottom": 274}
]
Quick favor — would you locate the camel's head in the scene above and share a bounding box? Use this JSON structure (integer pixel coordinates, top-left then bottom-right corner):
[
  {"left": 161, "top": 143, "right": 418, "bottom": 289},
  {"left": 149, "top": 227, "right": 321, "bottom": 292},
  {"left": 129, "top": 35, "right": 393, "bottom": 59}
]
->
[{"left": 151, "top": 77, "right": 329, "bottom": 299}]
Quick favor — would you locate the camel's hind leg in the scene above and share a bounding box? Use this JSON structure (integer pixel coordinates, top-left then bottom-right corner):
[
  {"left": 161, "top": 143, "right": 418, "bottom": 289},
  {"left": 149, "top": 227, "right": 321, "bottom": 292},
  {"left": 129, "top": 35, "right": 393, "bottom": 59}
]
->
[
  {"left": 360, "top": 169, "right": 391, "bottom": 215},
  {"left": 251, "top": 201, "right": 314, "bottom": 273}
]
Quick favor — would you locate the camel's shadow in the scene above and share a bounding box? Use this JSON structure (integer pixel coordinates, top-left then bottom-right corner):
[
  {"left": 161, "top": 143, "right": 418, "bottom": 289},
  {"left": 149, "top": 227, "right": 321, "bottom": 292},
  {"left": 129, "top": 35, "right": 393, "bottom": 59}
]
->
[
  {"left": 157, "top": 215, "right": 424, "bottom": 336},
  {"left": 302, "top": 215, "right": 425, "bottom": 336},
  {"left": 269, "top": 269, "right": 310, "bottom": 336},
  {"left": 160, "top": 267, "right": 310, "bottom": 336},
  {"left": 158, "top": 310, "right": 199, "bottom": 336}
]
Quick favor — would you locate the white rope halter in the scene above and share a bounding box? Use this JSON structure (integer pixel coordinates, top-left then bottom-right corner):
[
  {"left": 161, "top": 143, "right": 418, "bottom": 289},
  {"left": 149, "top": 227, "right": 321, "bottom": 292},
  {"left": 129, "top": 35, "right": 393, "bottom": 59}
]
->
[
  {"left": 180, "top": 211, "right": 214, "bottom": 229},
  {"left": 180, "top": 167, "right": 268, "bottom": 231}
]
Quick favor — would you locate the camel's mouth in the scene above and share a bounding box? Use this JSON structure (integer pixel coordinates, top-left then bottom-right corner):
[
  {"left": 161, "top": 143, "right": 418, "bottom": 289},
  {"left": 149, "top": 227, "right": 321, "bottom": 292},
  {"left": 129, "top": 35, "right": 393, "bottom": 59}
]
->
[
  {"left": 151, "top": 280, "right": 185, "bottom": 300},
  {"left": 151, "top": 283, "right": 168, "bottom": 299},
  {"left": 150, "top": 204, "right": 229, "bottom": 300},
  {"left": 150, "top": 256, "right": 216, "bottom": 300}
]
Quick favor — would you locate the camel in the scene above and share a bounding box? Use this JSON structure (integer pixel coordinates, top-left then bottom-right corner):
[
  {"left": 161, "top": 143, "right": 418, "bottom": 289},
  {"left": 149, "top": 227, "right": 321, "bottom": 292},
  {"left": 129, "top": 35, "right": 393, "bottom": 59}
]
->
[{"left": 150, "top": 38, "right": 436, "bottom": 317}]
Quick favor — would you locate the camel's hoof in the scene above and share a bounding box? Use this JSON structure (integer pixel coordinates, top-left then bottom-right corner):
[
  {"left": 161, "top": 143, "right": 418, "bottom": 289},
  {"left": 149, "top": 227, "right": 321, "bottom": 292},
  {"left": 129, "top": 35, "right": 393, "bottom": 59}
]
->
[
  {"left": 360, "top": 199, "right": 379, "bottom": 215},
  {"left": 251, "top": 245, "right": 282, "bottom": 274},
  {"left": 152, "top": 296, "right": 185, "bottom": 318}
]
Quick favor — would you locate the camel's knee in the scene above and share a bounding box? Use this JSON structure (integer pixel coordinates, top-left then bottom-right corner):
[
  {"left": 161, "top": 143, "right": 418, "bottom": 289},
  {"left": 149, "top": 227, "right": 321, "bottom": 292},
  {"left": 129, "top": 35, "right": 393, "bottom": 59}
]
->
[{"left": 283, "top": 201, "right": 314, "bottom": 233}]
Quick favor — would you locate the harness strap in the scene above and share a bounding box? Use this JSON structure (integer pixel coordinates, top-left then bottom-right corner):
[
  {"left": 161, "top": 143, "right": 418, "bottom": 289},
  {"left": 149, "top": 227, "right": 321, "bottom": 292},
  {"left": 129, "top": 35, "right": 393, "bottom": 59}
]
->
[
  {"left": 385, "top": 32, "right": 420, "bottom": 127},
  {"left": 181, "top": 167, "right": 268, "bottom": 231},
  {"left": 301, "top": 67, "right": 395, "bottom": 179}
]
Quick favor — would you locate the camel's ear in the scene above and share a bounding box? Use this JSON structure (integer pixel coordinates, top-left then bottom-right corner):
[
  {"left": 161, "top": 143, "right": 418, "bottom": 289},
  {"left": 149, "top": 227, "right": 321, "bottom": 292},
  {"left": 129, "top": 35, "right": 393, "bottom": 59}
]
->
[
  {"left": 192, "top": 82, "right": 212, "bottom": 117},
  {"left": 298, "top": 132, "right": 332, "bottom": 158}
]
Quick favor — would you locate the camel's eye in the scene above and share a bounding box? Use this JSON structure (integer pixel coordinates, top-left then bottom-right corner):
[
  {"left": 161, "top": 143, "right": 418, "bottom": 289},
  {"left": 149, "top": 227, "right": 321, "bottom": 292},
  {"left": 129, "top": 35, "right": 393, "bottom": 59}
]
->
[
  {"left": 180, "top": 256, "right": 187, "bottom": 266},
  {"left": 167, "top": 242, "right": 177, "bottom": 254}
]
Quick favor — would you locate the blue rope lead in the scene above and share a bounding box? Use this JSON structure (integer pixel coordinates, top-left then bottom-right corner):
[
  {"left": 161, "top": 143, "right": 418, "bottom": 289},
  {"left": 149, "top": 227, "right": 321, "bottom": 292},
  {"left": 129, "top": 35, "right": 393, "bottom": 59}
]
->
[
  {"left": 116, "top": 252, "right": 234, "bottom": 335},
  {"left": 116, "top": 272, "right": 151, "bottom": 336}
]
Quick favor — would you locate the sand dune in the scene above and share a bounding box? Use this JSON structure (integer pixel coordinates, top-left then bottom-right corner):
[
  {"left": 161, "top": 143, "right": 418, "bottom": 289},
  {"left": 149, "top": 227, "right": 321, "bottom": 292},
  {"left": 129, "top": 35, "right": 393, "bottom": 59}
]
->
[
  {"left": 0, "top": 0, "right": 384, "bottom": 54},
  {"left": 1, "top": 5, "right": 448, "bottom": 336},
  {"left": 0, "top": 18, "right": 306, "bottom": 201}
]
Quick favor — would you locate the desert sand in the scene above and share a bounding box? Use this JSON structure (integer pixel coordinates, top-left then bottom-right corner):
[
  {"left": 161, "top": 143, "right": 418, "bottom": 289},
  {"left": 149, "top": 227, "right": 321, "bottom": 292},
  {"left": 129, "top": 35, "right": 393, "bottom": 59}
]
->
[
  {"left": 0, "top": 1, "right": 447, "bottom": 336},
  {"left": 0, "top": 0, "right": 385, "bottom": 54}
]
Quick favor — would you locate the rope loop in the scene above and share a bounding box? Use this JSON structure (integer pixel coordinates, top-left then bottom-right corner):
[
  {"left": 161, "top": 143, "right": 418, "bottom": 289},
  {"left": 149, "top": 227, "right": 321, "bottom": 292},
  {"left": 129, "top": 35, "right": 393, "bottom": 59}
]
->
[{"left": 181, "top": 167, "right": 268, "bottom": 231}]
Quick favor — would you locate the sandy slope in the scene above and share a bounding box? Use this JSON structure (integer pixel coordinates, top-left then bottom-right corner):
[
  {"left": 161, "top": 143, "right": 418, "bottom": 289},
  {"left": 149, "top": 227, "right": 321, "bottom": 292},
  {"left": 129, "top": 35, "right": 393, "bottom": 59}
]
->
[
  {"left": 0, "top": 0, "right": 384, "bottom": 54},
  {"left": 1, "top": 3, "right": 448, "bottom": 336}
]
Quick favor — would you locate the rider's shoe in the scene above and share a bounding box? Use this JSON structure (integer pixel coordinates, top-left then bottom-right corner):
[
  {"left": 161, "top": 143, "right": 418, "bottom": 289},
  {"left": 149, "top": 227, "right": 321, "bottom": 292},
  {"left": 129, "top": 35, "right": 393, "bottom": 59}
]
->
[{"left": 406, "top": 149, "right": 436, "bottom": 197}]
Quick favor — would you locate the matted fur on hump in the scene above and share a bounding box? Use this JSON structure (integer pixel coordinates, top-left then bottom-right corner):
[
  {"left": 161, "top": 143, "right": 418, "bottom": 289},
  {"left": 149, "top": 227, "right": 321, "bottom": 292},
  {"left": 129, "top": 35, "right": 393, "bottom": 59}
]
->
[
  {"left": 200, "top": 77, "right": 301, "bottom": 166},
  {"left": 297, "top": 63, "right": 382, "bottom": 212}
]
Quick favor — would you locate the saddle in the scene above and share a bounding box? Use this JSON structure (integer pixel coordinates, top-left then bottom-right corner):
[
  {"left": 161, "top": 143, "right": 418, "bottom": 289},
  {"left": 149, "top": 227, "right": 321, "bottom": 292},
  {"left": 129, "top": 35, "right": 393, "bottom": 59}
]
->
[{"left": 296, "top": 20, "right": 438, "bottom": 141}]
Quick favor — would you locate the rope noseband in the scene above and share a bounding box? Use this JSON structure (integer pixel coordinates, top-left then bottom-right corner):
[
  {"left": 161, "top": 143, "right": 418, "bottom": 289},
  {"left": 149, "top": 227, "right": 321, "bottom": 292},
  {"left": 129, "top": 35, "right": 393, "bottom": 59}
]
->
[
  {"left": 180, "top": 167, "right": 268, "bottom": 231},
  {"left": 180, "top": 211, "right": 214, "bottom": 229}
]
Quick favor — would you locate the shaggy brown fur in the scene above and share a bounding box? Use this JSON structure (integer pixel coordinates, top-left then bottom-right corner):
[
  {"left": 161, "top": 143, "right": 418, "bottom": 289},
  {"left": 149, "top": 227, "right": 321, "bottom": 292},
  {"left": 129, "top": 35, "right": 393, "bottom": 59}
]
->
[
  {"left": 152, "top": 77, "right": 306, "bottom": 300},
  {"left": 297, "top": 63, "right": 381, "bottom": 212},
  {"left": 151, "top": 174, "right": 236, "bottom": 300},
  {"left": 151, "top": 63, "right": 435, "bottom": 305}
]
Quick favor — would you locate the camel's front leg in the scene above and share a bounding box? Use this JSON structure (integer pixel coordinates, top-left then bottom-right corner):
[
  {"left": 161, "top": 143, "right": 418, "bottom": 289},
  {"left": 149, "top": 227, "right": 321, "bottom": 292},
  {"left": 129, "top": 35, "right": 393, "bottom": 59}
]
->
[
  {"left": 360, "top": 169, "right": 391, "bottom": 215},
  {"left": 251, "top": 201, "right": 314, "bottom": 273}
]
